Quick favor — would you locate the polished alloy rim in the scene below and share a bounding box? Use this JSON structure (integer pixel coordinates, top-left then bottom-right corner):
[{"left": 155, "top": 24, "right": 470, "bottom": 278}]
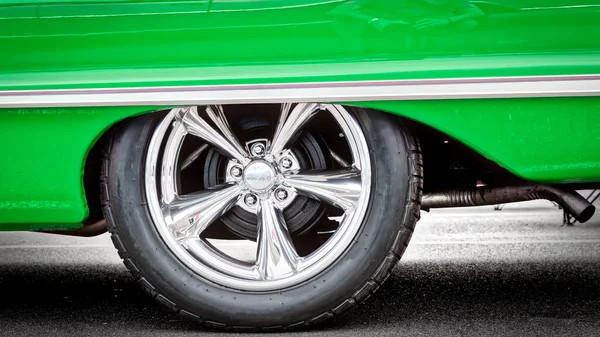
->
[{"left": 145, "top": 104, "right": 371, "bottom": 291}]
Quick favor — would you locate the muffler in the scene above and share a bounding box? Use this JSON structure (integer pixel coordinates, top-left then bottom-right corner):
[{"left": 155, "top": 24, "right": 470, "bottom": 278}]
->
[{"left": 421, "top": 185, "right": 595, "bottom": 223}]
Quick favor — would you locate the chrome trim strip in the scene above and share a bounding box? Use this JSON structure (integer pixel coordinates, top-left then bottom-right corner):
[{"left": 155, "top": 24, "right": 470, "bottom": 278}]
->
[{"left": 1, "top": 75, "right": 599, "bottom": 108}]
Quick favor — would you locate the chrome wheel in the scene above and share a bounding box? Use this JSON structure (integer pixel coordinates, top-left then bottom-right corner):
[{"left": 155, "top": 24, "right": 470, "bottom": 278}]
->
[
  {"left": 105, "top": 103, "right": 422, "bottom": 329},
  {"left": 145, "top": 104, "right": 371, "bottom": 291}
]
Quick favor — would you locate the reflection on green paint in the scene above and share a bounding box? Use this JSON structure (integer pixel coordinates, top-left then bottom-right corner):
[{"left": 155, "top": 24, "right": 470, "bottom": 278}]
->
[{"left": 1, "top": 0, "right": 599, "bottom": 78}]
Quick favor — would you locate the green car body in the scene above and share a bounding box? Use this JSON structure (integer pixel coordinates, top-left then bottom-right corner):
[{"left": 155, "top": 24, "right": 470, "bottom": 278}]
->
[{"left": 0, "top": 0, "right": 599, "bottom": 227}]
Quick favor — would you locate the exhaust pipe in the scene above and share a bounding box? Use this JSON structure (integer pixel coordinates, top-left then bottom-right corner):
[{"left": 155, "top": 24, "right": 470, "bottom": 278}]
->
[{"left": 421, "top": 185, "right": 595, "bottom": 223}]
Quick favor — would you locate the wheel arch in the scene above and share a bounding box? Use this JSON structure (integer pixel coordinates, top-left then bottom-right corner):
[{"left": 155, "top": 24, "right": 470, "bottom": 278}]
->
[
  {"left": 81, "top": 107, "right": 167, "bottom": 226},
  {"left": 81, "top": 103, "right": 513, "bottom": 228},
  {"left": 82, "top": 97, "right": 600, "bottom": 228},
  {"left": 354, "top": 97, "right": 600, "bottom": 184}
]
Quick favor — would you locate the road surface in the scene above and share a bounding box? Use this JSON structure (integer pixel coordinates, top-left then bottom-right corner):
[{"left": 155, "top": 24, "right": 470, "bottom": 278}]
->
[{"left": 1, "top": 200, "right": 599, "bottom": 336}]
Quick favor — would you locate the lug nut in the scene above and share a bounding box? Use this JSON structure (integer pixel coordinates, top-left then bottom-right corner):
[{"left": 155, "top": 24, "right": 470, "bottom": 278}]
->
[
  {"left": 230, "top": 166, "right": 242, "bottom": 178},
  {"left": 279, "top": 157, "right": 293, "bottom": 169},
  {"left": 251, "top": 143, "right": 265, "bottom": 156},
  {"left": 275, "top": 188, "right": 288, "bottom": 201},
  {"left": 244, "top": 194, "right": 258, "bottom": 206}
]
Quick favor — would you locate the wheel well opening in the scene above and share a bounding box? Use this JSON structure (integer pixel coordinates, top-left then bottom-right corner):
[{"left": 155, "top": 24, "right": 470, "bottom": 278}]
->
[
  {"left": 392, "top": 114, "right": 523, "bottom": 192},
  {"left": 83, "top": 125, "right": 117, "bottom": 225}
]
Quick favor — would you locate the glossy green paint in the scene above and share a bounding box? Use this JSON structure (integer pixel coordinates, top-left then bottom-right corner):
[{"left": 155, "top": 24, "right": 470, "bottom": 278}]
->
[
  {"left": 1, "top": 0, "right": 600, "bottom": 88},
  {"left": 1, "top": 0, "right": 600, "bottom": 228},
  {"left": 0, "top": 106, "right": 154, "bottom": 227},
  {"left": 1, "top": 54, "right": 600, "bottom": 91}
]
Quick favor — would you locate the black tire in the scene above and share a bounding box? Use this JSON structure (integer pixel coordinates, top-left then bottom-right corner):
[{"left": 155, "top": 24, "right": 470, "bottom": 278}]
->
[{"left": 101, "top": 106, "right": 423, "bottom": 330}]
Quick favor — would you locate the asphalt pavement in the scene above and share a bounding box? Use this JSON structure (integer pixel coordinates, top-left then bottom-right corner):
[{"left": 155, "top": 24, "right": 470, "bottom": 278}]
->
[{"left": 1, "top": 200, "right": 599, "bottom": 336}]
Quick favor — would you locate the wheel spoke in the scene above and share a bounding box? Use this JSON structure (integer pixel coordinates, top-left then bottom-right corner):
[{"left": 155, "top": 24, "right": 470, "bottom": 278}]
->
[
  {"left": 270, "top": 103, "right": 320, "bottom": 156},
  {"left": 205, "top": 105, "right": 246, "bottom": 156},
  {"left": 176, "top": 106, "right": 247, "bottom": 162},
  {"left": 255, "top": 198, "right": 299, "bottom": 280},
  {"left": 163, "top": 184, "right": 242, "bottom": 239},
  {"left": 284, "top": 168, "right": 362, "bottom": 211},
  {"left": 272, "top": 103, "right": 291, "bottom": 146}
]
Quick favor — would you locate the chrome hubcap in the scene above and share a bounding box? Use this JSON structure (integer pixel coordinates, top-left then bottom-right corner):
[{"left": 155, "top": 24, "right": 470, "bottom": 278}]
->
[
  {"left": 243, "top": 161, "right": 276, "bottom": 193},
  {"left": 145, "top": 104, "right": 371, "bottom": 291}
]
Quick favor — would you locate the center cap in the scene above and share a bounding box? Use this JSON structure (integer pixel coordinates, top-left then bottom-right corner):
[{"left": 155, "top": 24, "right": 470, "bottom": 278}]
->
[{"left": 243, "top": 161, "right": 276, "bottom": 192}]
